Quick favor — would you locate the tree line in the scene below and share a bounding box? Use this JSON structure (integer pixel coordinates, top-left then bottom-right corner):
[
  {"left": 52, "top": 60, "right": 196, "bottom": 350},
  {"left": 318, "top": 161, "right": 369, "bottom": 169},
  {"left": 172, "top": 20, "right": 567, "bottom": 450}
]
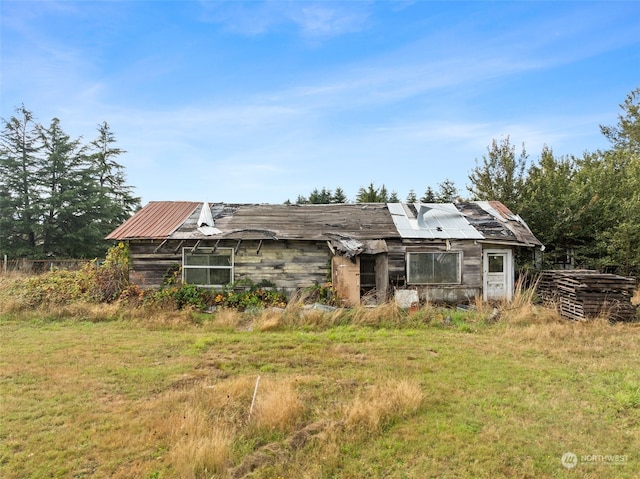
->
[
  {"left": 0, "top": 105, "right": 140, "bottom": 259},
  {"left": 291, "top": 88, "right": 640, "bottom": 275}
]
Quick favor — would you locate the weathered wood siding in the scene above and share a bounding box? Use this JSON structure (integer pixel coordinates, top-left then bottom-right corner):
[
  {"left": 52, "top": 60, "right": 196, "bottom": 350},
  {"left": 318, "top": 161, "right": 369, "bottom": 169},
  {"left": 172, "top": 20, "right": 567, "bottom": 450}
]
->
[
  {"left": 128, "top": 239, "right": 330, "bottom": 292},
  {"left": 387, "top": 239, "right": 483, "bottom": 303},
  {"left": 128, "top": 237, "right": 487, "bottom": 303},
  {"left": 234, "top": 239, "right": 330, "bottom": 291}
]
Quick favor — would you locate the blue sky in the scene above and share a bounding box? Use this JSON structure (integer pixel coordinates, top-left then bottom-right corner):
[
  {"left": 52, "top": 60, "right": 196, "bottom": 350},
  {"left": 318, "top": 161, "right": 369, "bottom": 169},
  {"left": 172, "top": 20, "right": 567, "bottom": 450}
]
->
[{"left": 2, "top": 1, "right": 639, "bottom": 205}]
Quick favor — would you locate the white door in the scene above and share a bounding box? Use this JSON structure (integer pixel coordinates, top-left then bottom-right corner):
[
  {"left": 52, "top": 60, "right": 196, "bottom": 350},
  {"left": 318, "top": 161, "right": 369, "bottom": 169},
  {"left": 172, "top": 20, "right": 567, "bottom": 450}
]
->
[{"left": 483, "top": 250, "right": 513, "bottom": 301}]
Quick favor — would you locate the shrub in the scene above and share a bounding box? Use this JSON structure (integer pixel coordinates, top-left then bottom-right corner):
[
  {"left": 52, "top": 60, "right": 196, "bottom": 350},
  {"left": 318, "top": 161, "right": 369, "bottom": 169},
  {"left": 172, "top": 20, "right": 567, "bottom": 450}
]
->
[
  {"left": 174, "top": 283, "right": 212, "bottom": 311},
  {"left": 210, "top": 281, "right": 288, "bottom": 310}
]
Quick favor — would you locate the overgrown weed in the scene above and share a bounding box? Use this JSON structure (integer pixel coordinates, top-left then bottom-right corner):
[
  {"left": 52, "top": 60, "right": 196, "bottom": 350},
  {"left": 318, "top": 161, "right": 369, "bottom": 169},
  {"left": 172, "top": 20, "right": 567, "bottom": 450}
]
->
[{"left": 343, "top": 379, "right": 424, "bottom": 433}]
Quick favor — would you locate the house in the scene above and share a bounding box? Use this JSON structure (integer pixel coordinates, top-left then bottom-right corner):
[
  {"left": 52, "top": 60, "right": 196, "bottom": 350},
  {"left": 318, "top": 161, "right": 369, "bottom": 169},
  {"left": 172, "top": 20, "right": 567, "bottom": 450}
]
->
[{"left": 106, "top": 201, "right": 543, "bottom": 306}]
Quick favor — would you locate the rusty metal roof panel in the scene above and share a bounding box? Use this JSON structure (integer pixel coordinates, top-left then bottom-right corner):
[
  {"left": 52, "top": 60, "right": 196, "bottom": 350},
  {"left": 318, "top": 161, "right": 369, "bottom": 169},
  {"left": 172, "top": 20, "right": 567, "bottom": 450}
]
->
[{"left": 105, "top": 201, "right": 200, "bottom": 240}]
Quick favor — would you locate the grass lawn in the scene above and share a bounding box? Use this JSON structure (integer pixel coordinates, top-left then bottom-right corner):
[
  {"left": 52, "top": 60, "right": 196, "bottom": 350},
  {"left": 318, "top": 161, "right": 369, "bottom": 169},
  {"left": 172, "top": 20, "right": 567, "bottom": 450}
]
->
[{"left": 1, "top": 310, "right": 639, "bottom": 478}]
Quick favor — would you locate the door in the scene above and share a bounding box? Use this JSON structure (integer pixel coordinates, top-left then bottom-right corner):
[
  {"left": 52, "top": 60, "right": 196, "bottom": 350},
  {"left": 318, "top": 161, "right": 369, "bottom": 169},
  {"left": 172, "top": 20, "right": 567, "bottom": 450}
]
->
[
  {"left": 483, "top": 249, "right": 513, "bottom": 301},
  {"left": 332, "top": 255, "right": 360, "bottom": 307}
]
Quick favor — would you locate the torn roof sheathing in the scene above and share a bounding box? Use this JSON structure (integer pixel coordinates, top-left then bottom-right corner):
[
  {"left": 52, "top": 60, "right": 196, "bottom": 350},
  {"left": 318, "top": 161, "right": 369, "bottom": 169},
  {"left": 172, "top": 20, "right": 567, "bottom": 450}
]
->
[{"left": 388, "top": 203, "right": 484, "bottom": 239}]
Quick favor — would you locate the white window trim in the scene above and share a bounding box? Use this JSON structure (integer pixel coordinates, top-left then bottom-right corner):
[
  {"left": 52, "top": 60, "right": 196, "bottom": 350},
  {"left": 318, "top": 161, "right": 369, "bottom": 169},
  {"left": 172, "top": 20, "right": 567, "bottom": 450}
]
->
[
  {"left": 406, "top": 251, "right": 462, "bottom": 285},
  {"left": 182, "top": 247, "right": 234, "bottom": 287}
]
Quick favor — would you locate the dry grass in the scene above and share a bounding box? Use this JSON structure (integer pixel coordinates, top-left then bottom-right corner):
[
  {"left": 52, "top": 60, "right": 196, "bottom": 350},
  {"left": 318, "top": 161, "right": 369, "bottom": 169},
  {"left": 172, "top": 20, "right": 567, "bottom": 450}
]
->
[
  {"left": 209, "top": 307, "right": 248, "bottom": 330},
  {"left": 170, "top": 430, "right": 233, "bottom": 479},
  {"left": 350, "top": 302, "right": 403, "bottom": 326},
  {"left": 343, "top": 378, "right": 424, "bottom": 433},
  {"left": 254, "top": 309, "right": 285, "bottom": 331},
  {"left": 250, "top": 377, "right": 304, "bottom": 432},
  {"left": 0, "top": 300, "right": 123, "bottom": 321}
]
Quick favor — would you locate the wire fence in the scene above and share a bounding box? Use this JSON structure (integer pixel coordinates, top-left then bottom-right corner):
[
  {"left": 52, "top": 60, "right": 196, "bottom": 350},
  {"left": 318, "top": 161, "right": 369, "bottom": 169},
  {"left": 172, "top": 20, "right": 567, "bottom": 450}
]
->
[{"left": 0, "top": 257, "right": 96, "bottom": 274}]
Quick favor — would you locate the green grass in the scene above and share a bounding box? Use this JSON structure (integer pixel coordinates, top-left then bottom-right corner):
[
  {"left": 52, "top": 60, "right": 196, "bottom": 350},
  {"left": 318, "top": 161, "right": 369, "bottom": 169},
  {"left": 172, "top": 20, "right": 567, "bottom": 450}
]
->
[{"left": 1, "top": 312, "right": 639, "bottom": 478}]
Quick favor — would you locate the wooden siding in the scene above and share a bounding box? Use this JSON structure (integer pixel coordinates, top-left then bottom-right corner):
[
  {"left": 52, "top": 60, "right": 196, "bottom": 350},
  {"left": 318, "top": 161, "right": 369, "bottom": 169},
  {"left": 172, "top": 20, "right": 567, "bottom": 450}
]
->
[
  {"left": 129, "top": 239, "right": 330, "bottom": 292},
  {"left": 389, "top": 239, "right": 483, "bottom": 303}
]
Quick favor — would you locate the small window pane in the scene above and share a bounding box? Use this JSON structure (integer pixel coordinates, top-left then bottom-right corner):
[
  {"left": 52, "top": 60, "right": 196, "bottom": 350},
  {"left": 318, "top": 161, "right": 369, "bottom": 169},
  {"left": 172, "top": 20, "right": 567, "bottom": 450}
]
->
[
  {"left": 209, "top": 254, "right": 231, "bottom": 267},
  {"left": 488, "top": 255, "right": 504, "bottom": 273},
  {"left": 209, "top": 268, "right": 231, "bottom": 285},
  {"left": 184, "top": 268, "right": 209, "bottom": 285},
  {"left": 185, "top": 254, "right": 210, "bottom": 266}
]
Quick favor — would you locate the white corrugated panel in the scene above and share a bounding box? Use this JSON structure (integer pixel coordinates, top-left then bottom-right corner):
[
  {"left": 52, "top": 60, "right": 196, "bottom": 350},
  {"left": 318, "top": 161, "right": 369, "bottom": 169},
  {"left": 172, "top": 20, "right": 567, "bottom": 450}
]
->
[{"left": 388, "top": 203, "right": 484, "bottom": 239}]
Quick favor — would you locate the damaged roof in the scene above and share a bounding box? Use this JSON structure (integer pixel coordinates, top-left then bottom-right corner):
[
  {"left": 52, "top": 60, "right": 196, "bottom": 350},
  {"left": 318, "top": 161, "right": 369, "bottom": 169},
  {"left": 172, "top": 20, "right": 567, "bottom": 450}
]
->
[
  {"left": 106, "top": 200, "right": 542, "bottom": 247},
  {"left": 108, "top": 202, "right": 399, "bottom": 242},
  {"left": 456, "top": 201, "right": 542, "bottom": 247}
]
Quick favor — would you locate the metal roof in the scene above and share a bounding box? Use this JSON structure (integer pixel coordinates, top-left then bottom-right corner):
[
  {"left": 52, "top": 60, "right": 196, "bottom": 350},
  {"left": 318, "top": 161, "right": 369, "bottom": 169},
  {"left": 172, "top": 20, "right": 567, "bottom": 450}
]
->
[
  {"left": 105, "top": 201, "right": 200, "bottom": 240},
  {"left": 388, "top": 203, "right": 484, "bottom": 239}
]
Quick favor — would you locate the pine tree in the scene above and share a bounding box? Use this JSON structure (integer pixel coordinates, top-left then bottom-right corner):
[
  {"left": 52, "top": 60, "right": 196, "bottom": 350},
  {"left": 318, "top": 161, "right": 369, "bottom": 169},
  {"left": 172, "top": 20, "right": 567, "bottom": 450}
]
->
[
  {"left": 37, "top": 118, "right": 88, "bottom": 256},
  {"left": 89, "top": 121, "right": 140, "bottom": 225},
  {"left": 355, "top": 182, "right": 389, "bottom": 203},
  {"left": 467, "top": 136, "right": 527, "bottom": 210},
  {"left": 420, "top": 186, "right": 436, "bottom": 203},
  {"left": 332, "top": 187, "right": 348, "bottom": 203},
  {"left": 0, "top": 105, "right": 42, "bottom": 257},
  {"left": 435, "top": 179, "right": 459, "bottom": 203},
  {"left": 1, "top": 108, "right": 141, "bottom": 259}
]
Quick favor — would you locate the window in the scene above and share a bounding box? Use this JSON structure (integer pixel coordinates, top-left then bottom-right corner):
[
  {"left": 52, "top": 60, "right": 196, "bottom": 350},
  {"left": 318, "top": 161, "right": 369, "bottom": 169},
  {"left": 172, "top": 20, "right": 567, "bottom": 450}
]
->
[
  {"left": 407, "top": 252, "right": 461, "bottom": 284},
  {"left": 182, "top": 248, "right": 233, "bottom": 287}
]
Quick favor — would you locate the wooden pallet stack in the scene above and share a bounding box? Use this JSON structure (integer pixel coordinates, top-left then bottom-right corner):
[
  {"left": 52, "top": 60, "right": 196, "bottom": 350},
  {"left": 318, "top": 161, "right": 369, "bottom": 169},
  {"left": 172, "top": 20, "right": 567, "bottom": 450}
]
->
[{"left": 536, "top": 270, "right": 637, "bottom": 321}]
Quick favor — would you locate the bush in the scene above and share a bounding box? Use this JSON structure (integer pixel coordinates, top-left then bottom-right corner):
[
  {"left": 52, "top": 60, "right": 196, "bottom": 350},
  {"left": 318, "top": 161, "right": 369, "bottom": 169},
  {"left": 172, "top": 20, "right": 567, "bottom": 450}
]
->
[{"left": 210, "top": 281, "right": 288, "bottom": 310}]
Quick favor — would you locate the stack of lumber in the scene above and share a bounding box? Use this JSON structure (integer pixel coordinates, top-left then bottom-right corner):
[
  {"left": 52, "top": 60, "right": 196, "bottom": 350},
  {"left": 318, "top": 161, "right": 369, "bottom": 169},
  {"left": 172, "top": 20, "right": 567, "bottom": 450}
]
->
[{"left": 536, "top": 270, "right": 637, "bottom": 321}]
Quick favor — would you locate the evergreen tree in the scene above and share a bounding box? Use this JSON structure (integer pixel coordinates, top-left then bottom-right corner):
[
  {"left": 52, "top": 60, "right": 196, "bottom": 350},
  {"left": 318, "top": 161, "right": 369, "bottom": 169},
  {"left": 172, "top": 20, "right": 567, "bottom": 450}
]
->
[
  {"left": 519, "top": 146, "right": 576, "bottom": 268},
  {"left": 0, "top": 107, "right": 140, "bottom": 259},
  {"left": 332, "top": 187, "right": 348, "bottom": 203},
  {"left": 37, "top": 118, "right": 87, "bottom": 256},
  {"left": 88, "top": 121, "right": 140, "bottom": 225},
  {"left": 600, "top": 87, "right": 640, "bottom": 155},
  {"left": 406, "top": 189, "right": 417, "bottom": 203},
  {"left": 0, "top": 105, "right": 42, "bottom": 257},
  {"left": 435, "top": 179, "right": 459, "bottom": 202},
  {"left": 355, "top": 182, "right": 389, "bottom": 203},
  {"left": 308, "top": 187, "right": 334, "bottom": 204},
  {"left": 420, "top": 186, "right": 436, "bottom": 203},
  {"left": 389, "top": 191, "right": 400, "bottom": 202},
  {"left": 467, "top": 136, "right": 527, "bottom": 210}
]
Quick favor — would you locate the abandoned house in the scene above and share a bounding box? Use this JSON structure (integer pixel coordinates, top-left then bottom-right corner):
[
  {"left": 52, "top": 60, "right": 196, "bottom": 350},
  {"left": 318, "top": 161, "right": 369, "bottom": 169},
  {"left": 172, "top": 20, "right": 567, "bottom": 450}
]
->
[{"left": 105, "top": 201, "right": 543, "bottom": 306}]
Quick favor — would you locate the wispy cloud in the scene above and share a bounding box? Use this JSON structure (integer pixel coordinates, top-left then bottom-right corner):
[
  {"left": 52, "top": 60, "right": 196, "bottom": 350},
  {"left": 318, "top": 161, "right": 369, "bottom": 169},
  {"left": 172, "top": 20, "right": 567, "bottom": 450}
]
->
[{"left": 197, "top": 0, "right": 371, "bottom": 37}]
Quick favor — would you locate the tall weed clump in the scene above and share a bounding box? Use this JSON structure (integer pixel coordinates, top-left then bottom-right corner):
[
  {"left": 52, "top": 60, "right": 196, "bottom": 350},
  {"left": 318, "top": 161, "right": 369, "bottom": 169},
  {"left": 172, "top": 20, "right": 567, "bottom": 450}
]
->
[
  {"left": 151, "top": 376, "right": 305, "bottom": 478},
  {"left": 250, "top": 378, "right": 304, "bottom": 433},
  {"left": 343, "top": 379, "right": 424, "bottom": 433}
]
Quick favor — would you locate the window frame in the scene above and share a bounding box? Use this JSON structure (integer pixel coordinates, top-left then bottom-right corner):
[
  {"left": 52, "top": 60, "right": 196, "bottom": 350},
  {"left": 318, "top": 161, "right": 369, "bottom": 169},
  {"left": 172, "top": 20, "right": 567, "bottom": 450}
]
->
[
  {"left": 182, "top": 247, "right": 234, "bottom": 287},
  {"left": 406, "top": 251, "right": 462, "bottom": 285}
]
